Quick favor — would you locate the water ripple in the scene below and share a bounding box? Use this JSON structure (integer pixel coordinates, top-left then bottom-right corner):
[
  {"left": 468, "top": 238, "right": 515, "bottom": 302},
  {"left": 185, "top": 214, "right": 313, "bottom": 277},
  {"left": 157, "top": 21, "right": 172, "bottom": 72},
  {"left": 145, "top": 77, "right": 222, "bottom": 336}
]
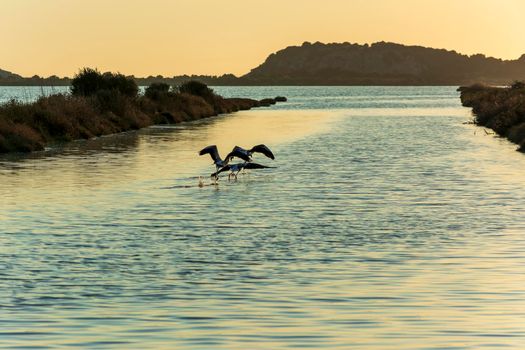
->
[{"left": 1, "top": 87, "right": 525, "bottom": 349}]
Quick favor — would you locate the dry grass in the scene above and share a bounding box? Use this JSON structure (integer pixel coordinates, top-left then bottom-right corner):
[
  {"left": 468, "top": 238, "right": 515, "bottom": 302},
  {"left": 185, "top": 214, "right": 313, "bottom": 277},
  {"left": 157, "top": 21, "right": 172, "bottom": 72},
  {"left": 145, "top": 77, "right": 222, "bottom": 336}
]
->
[{"left": 0, "top": 79, "right": 268, "bottom": 153}]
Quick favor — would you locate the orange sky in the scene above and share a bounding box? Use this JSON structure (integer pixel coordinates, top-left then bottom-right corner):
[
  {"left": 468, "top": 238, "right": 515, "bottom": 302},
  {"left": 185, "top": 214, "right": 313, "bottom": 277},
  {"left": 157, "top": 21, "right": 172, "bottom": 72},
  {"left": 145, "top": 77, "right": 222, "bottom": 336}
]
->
[{"left": 1, "top": 0, "right": 524, "bottom": 77}]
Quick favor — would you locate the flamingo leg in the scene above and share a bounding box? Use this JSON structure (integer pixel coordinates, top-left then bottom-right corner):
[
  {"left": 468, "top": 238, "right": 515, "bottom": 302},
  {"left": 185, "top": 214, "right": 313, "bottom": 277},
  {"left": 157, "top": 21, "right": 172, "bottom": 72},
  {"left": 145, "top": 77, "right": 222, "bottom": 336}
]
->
[{"left": 213, "top": 165, "right": 220, "bottom": 182}]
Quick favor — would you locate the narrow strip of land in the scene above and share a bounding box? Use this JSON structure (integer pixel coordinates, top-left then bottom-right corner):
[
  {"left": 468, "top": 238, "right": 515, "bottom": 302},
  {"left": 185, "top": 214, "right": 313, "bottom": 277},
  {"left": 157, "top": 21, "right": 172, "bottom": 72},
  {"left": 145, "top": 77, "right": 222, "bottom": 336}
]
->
[
  {"left": 0, "top": 69, "right": 285, "bottom": 153},
  {"left": 459, "top": 82, "right": 525, "bottom": 152}
]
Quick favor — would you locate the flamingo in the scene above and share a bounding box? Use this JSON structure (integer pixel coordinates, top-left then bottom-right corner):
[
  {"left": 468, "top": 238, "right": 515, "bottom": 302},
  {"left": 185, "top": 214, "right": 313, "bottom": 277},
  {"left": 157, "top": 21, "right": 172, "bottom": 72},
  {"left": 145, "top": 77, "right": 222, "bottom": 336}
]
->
[{"left": 199, "top": 145, "right": 250, "bottom": 180}]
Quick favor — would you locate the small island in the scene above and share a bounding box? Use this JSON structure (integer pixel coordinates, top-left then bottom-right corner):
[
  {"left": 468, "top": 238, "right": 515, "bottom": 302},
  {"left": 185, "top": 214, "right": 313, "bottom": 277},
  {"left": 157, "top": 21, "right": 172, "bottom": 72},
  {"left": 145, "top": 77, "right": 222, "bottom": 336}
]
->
[
  {"left": 459, "top": 81, "right": 525, "bottom": 152},
  {"left": 0, "top": 68, "right": 285, "bottom": 153}
]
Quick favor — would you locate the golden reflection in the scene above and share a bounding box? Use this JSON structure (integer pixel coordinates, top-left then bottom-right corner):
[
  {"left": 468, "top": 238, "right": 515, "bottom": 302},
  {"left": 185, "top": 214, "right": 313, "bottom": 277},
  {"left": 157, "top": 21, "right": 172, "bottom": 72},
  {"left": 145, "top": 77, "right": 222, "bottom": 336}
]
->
[
  {"left": 458, "top": 123, "right": 525, "bottom": 186},
  {"left": 134, "top": 109, "right": 341, "bottom": 179},
  {"left": 2, "top": 103, "right": 525, "bottom": 349},
  {"left": 0, "top": 109, "right": 340, "bottom": 207}
]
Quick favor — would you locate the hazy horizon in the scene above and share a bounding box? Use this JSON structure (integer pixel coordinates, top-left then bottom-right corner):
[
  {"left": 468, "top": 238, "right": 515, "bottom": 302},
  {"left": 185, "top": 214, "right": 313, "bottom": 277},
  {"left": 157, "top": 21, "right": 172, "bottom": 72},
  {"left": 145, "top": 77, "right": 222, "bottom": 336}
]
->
[{"left": 2, "top": 0, "right": 524, "bottom": 78}]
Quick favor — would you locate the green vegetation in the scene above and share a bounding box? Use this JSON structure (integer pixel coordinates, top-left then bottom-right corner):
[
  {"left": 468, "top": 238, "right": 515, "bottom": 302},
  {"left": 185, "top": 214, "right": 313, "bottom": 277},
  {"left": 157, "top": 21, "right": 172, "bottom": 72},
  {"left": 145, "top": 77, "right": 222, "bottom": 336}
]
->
[
  {"left": 459, "top": 81, "right": 525, "bottom": 152},
  {"left": 0, "top": 68, "right": 285, "bottom": 153}
]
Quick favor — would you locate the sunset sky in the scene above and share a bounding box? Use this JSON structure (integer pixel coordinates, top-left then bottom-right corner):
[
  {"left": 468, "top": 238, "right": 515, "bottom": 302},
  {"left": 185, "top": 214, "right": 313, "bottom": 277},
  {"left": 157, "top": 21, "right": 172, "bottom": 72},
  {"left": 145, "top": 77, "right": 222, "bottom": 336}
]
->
[{"left": 1, "top": 0, "right": 524, "bottom": 77}]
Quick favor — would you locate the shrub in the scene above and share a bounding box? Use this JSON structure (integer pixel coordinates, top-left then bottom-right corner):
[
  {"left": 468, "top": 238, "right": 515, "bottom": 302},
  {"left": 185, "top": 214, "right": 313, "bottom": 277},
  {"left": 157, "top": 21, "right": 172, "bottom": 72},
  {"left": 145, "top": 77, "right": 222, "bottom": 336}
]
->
[
  {"left": 508, "top": 122, "right": 525, "bottom": 145},
  {"left": 145, "top": 82, "right": 171, "bottom": 100},
  {"left": 70, "top": 68, "right": 105, "bottom": 96},
  {"left": 176, "top": 80, "right": 215, "bottom": 102},
  {"left": 103, "top": 72, "right": 139, "bottom": 98},
  {"left": 71, "top": 68, "right": 138, "bottom": 98}
]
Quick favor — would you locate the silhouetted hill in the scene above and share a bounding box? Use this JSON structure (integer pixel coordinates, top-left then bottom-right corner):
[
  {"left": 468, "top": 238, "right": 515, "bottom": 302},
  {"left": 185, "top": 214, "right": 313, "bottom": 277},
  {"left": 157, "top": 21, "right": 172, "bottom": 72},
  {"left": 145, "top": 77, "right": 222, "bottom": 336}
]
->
[
  {"left": 0, "top": 69, "right": 69, "bottom": 86},
  {"left": 240, "top": 42, "right": 525, "bottom": 85},
  {"left": 2, "top": 42, "right": 525, "bottom": 86},
  {"left": 0, "top": 68, "right": 22, "bottom": 80}
]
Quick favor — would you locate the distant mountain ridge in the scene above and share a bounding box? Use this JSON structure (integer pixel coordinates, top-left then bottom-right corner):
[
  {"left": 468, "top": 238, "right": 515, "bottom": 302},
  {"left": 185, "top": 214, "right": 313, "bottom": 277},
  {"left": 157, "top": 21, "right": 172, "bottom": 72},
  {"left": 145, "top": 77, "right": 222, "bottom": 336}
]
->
[
  {"left": 2, "top": 42, "right": 525, "bottom": 86},
  {"left": 240, "top": 41, "right": 525, "bottom": 85}
]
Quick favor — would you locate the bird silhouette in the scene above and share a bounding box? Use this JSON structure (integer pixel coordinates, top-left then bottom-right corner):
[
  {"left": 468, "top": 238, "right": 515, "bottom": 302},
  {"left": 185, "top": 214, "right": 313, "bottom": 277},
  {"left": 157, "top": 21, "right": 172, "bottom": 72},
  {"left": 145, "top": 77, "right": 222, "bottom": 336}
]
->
[
  {"left": 225, "top": 144, "right": 275, "bottom": 163},
  {"left": 199, "top": 145, "right": 250, "bottom": 179}
]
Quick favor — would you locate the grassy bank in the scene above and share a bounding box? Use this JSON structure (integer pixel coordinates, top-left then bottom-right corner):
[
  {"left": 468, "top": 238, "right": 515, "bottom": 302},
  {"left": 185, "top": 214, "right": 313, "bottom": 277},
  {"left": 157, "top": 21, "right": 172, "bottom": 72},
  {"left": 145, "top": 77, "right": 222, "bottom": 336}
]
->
[
  {"left": 0, "top": 69, "right": 285, "bottom": 153},
  {"left": 459, "top": 81, "right": 525, "bottom": 152}
]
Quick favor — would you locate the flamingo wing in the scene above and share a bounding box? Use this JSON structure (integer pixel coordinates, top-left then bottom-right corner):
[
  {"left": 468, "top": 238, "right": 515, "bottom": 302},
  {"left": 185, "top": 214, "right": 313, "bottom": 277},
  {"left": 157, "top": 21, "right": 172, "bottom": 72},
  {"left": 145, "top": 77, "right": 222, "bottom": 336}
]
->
[
  {"left": 225, "top": 146, "right": 251, "bottom": 162},
  {"left": 244, "top": 162, "right": 273, "bottom": 169},
  {"left": 249, "top": 144, "right": 275, "bottom": 160},
  {"left": 199, "top": 145, "right": 221, "bottom": 163}
]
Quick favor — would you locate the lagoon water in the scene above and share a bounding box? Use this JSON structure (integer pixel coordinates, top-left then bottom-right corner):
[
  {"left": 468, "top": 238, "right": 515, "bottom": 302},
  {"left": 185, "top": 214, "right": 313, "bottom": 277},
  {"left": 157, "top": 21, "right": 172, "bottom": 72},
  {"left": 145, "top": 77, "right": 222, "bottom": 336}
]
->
[{"left": 1, "top": 87, "right": 525, "bottom": 349}]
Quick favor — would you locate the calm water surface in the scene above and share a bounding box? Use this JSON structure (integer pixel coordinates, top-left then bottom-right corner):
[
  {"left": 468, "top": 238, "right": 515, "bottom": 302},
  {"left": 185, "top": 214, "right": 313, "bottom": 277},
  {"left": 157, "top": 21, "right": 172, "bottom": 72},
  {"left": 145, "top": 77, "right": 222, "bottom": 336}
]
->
[{"left": 1, "top": 87, "right": 525, "bottom": 349}]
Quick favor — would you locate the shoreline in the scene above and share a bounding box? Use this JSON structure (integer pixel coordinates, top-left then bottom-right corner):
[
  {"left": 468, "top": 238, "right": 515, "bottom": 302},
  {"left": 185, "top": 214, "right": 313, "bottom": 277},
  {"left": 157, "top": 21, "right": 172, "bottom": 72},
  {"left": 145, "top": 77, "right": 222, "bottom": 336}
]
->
[
  {"left": 459, "top": 82, "right": 525, "bottom": 153},
  {"left": 0, "top": 77, "right": 285, "bottom": 154}
]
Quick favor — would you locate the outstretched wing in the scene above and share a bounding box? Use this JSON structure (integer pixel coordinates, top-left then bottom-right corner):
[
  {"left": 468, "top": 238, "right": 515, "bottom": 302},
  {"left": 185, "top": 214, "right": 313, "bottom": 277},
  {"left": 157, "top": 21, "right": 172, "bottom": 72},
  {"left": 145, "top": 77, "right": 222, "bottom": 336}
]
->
[
  {"left": 244, "top": 162, "right": 273, "bottom": 169},
  {"left": 225, "top": 146, "right": 250, "bottom": 162},
  {"left": 249, "top": 144, "right": 275, "bottom": 160},
  {"left": 232, "top": 146, "right": 247, "bottom": 153},
  {"left": 211, "top": 164, "right": 231, "bottom": 178},
  {"left": 199, "top": 145, "right": 221, "bottom": 162}
]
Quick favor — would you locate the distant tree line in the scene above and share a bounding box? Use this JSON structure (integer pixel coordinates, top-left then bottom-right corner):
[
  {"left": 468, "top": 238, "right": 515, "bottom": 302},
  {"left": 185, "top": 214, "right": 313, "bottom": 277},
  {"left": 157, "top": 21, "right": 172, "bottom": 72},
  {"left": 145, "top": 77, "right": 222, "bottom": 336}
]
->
[
  {"left": 2, "top": 41, "right": 525, "bottom": 86},
  {"left": 0, "top": 73, "right": 241, "bottom": 86}
]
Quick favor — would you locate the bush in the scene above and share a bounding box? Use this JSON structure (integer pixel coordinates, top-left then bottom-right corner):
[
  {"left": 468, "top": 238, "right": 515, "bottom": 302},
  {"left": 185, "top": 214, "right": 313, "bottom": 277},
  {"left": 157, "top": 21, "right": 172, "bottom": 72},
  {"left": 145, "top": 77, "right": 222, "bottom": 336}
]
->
[
  {"left": 103, "top": 72, "right": 139, "bottom": 98},
  {"left": 71, "top": 68, "right": 138, "bottom": 98},
  {"left": 93, "top": 89, "right": 129, "bottom": 114},
  {"left": 145, "top": 82, "right": 171, "bottom": 100},
  {"left": 70, "top": 68, "right": 103, "bottom": 96},
  {"left": 176, "top": 80, "right": 215, "bottom": 102},
  {"left": 508, "top": 122, "right": 525, "bottom": 145}
]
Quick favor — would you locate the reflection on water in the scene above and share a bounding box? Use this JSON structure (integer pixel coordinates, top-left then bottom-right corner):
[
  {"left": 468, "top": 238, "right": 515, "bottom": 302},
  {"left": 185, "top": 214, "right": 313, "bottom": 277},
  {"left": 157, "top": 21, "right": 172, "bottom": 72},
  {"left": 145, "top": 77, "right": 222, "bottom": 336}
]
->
[{"left": 1, "top": 87, "right": 525, "bottom": 349}]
